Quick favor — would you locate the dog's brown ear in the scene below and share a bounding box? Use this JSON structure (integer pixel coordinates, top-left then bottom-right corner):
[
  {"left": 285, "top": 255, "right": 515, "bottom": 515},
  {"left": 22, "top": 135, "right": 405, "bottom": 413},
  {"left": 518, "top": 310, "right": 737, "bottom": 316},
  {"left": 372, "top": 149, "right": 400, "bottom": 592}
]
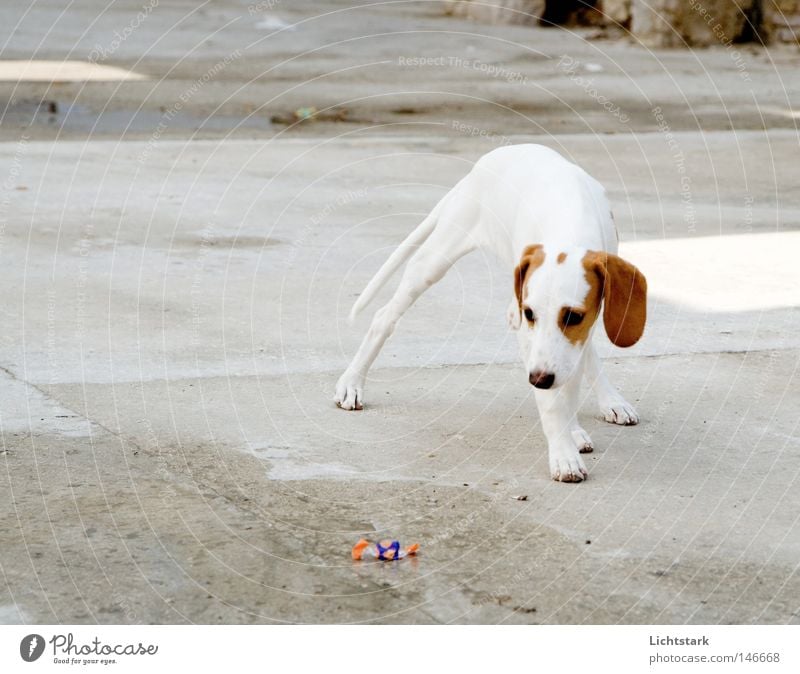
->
[
  {"left": 512, "top": 244, "right": 545, "bottom": 329},
  {"left": 514, "top": 244, "right": 545, "bottom": 306},
  {"left": 584, "top": 251, "right": 647, "bottom": 347}
]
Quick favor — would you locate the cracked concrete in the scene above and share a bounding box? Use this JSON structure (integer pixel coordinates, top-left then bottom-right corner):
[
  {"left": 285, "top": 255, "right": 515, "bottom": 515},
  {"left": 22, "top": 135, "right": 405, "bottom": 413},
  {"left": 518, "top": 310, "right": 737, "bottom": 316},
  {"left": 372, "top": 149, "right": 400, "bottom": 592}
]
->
[{"left": 0, "top": 0, "right": 799, "bottom": 624}]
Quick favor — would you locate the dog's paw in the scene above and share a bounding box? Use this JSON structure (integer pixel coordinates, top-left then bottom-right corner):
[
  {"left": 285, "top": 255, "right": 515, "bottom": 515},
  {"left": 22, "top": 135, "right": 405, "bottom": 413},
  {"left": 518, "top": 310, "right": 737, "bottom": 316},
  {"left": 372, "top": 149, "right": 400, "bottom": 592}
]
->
[
  {"left": 549, "top": 447, "right": 588, "bottom": 483},
  {"left": 599, "top": 397, "right": 639, "bottom": 425},
  {"left": 571, "top": 427, "right": 594, "bottom": 453},
  {"left": 334, "top": 372, "right": 364, "bottom": 411}
]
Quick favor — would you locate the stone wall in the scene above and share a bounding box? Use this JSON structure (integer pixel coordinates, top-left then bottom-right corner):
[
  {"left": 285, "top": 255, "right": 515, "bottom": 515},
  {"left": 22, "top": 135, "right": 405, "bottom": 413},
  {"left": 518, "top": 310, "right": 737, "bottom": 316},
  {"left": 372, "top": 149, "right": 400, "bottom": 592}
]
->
[
  {"left": 762, "top": 0, "right": 800, "bottom": 42},
  {"left": 443, "top": 0, "right": 545, "bottom": 25},
  {"left": 604, "top": 0, "right": 797, "bottom": 46},
  {"left": 627, "top": 0, "right": 756, "bottom": 47},
  {"left": 602, "top": 0, "right": 632, "bottom": 26},
  {"left": 444, "top": 0, "right": 799, "bottom": 45}
]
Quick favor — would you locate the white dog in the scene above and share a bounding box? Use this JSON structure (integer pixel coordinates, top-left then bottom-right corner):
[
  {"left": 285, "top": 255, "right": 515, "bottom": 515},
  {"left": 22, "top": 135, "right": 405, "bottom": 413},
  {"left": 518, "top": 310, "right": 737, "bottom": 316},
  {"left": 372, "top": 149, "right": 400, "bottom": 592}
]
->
[{"left": 335, "top": 144, "right": 647, "bottom": 482}]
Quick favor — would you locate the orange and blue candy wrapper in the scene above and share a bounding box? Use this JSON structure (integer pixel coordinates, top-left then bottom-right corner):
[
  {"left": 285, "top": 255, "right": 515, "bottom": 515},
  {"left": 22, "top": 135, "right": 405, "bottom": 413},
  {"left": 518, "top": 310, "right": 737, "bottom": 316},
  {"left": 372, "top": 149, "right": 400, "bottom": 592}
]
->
[{"left": 352, "top": 538, "right": 419, "bottom": 561}]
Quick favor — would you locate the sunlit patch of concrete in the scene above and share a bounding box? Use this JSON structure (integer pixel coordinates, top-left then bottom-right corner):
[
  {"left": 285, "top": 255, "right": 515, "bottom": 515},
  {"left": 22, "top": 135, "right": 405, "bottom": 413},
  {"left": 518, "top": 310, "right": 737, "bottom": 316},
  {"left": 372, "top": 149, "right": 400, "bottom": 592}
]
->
[
  {"left": 761, "top": 106, "right": 800, "bottom": 120},
  {"left": 0, "top": 603, "right": 28, "bottom": 624},
  {"left": 621, "top": 231, "right": 800, "bottom": 313},
  {"left": 0, "top": 60, "right": 146, "bottom": 82}
]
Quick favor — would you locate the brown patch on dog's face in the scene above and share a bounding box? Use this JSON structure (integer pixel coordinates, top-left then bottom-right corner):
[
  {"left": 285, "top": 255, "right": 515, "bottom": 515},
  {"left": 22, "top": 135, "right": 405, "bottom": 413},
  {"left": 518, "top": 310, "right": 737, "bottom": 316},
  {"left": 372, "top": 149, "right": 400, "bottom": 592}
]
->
[
  {"left": 582, "top": 250, "right": 647, "bottom": 347},
  {"left": 557, "top": 252, "right": 567, "bottom": 264},
  {"left": 558, "top": 259, "right": 603, "bottom": 345},
  {"left": 513, "top": 244, "right": 545, "bottom": 319}
]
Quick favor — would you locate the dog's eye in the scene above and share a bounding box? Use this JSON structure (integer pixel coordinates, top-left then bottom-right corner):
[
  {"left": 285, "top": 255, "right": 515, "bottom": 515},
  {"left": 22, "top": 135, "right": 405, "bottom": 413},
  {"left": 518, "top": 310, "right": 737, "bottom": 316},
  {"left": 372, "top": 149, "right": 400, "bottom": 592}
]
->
[
  {"left": 563, "top": 310, "right": 584, "bottom": 327},
  {"left": 523, "top": 307, "right": 535, "bottom": 323}
]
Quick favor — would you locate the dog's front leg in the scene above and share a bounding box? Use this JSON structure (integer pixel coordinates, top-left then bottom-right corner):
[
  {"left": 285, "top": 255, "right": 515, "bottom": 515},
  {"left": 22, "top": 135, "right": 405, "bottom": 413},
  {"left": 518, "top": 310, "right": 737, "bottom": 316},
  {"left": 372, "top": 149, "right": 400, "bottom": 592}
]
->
[
  {"left": 585, "top": 343, "right": 639, "bottom": 425},
  {"left": 534, "top": 376, "right": 588, "bottom": 483}
]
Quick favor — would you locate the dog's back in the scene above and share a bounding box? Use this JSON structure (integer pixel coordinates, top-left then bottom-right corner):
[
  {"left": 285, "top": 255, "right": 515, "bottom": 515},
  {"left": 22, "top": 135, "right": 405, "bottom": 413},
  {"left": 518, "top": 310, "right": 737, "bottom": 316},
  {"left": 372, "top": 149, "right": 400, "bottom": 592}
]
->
[{"left": 465, "top": 144, "right": 617, "bottom": 260}]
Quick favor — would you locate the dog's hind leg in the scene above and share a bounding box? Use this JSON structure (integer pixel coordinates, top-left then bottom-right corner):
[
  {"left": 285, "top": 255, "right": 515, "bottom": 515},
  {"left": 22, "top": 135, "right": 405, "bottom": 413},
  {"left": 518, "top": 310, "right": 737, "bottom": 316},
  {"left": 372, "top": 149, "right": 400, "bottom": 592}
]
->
[
  {"left": 585, "top": 343, "right": 639, "bottom": 425},
  {"left": 335, "top": 220, "right": 476, "bottom": 411}
]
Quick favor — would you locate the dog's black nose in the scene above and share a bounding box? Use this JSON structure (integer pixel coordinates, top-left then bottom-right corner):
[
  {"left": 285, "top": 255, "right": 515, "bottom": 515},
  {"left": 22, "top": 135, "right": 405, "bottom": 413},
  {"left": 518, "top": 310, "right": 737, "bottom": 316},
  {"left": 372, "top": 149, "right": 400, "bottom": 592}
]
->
[{"left": 529, "top": 371, "right": 555, "bottom": 389}]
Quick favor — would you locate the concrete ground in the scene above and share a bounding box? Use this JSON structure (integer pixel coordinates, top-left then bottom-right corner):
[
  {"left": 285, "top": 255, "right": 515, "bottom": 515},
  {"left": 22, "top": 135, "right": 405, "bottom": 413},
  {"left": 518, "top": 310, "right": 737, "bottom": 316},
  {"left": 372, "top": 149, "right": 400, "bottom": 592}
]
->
[{"left": 0, "top": 1, "right": 799, "bottom": 624}]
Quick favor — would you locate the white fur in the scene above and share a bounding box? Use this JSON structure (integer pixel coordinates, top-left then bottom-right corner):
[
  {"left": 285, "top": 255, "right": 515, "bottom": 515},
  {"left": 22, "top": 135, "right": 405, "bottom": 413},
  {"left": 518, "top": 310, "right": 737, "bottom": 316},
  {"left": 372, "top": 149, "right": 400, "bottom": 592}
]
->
[{"left": 335, "top": 144, "right": 640, "bottom": 482}]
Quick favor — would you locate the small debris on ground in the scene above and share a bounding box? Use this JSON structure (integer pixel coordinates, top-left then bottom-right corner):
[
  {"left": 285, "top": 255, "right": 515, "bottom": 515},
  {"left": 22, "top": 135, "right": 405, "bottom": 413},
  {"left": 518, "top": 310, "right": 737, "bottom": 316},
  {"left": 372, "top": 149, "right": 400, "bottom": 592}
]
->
[{"left": 270, "top": 106, "right": 350, "bottom": 125}]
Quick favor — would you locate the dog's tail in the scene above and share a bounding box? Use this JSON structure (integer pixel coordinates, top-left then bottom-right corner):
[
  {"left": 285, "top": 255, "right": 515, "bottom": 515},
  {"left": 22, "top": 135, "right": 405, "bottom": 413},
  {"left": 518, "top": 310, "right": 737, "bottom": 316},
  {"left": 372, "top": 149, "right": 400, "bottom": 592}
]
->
[{"left": 348, "top": 194, "right": 447, "bottom": 322}]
